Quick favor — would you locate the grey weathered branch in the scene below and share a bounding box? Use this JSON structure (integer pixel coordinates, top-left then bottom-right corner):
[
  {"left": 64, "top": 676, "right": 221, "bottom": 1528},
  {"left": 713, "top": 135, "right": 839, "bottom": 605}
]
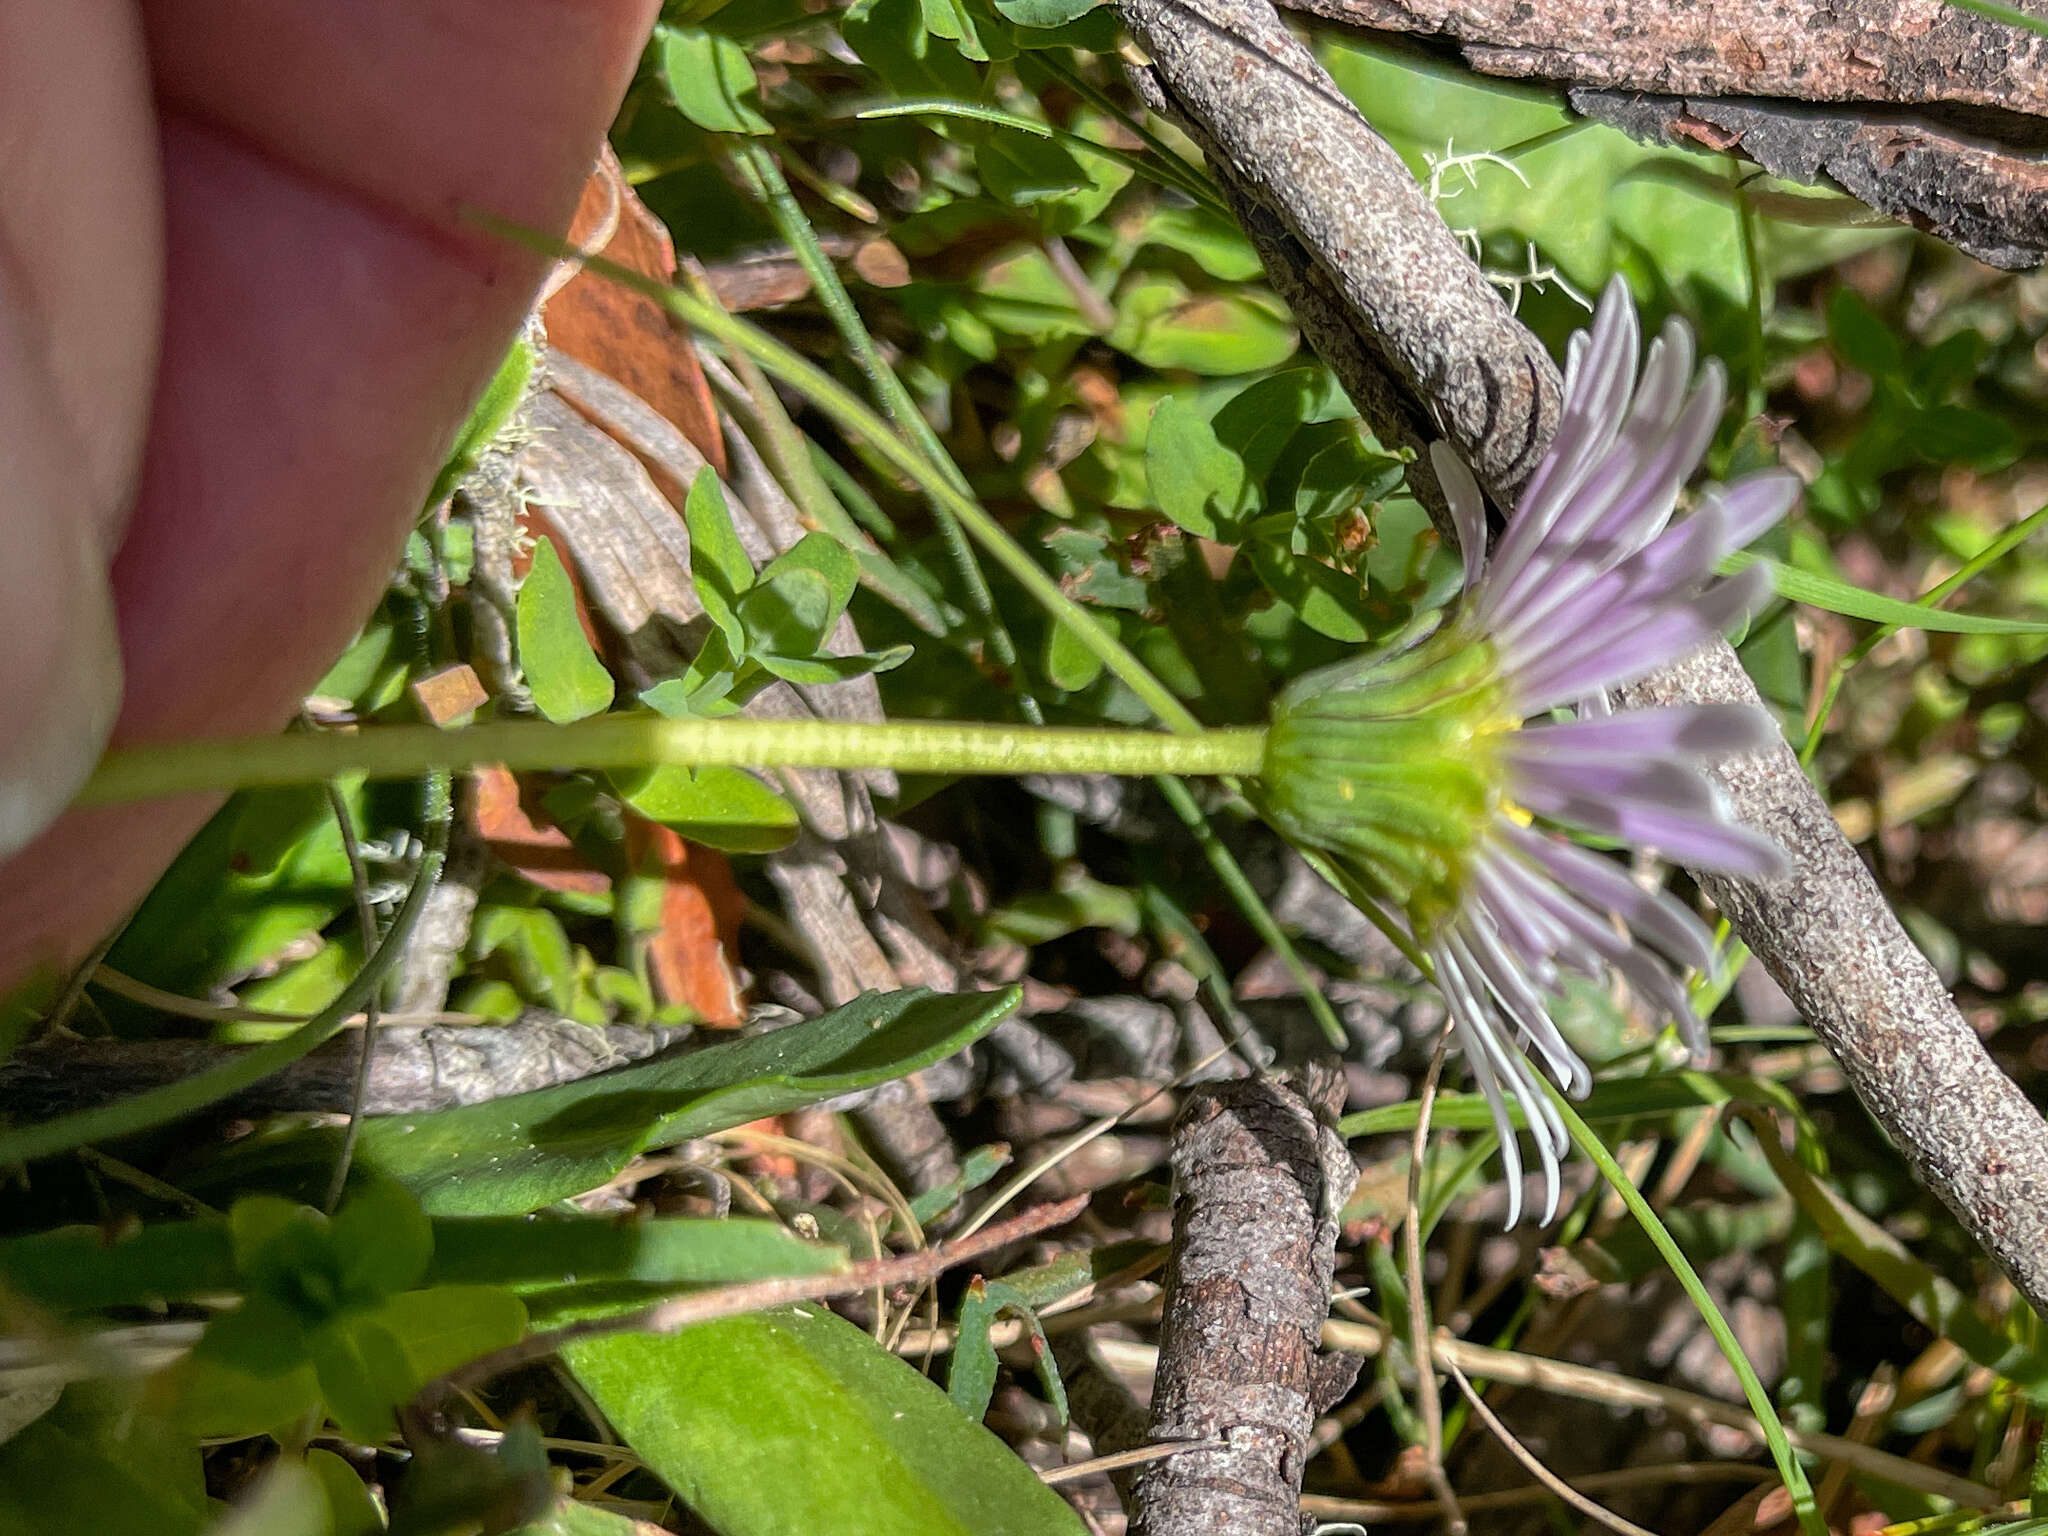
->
[
  {"left": 1119, "top": 0, "right": 2048, "bottom": 1318},
  {"left": 1, "top": 1016, "right": 693, "bottom": 1121},
  {"left": 1265, "top": 0, "right": 2048, "bottom": 268},
  {"left": 1277, "top": 0, "right": 2048, "bottom": 113},
  {"left": 1132, "top": 1069, "right": 1359, "bottom": 1536}
]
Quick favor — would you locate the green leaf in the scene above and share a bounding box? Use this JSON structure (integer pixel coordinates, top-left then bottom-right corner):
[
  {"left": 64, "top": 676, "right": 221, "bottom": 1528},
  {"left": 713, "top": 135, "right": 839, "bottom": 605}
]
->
[
  {"left": 0, "top": 1385, "right": 207, "bottom": 1536},
  {"left": 430, "top": 1216, "right": 846, "bottom": 1290},
  {"left": 351, "top": 987, "right": 1022, "bottom": 1214},
  {"left": 1245, "top": 541, "right": 1373, "bottom": 642},
  {"left": 352, "top": 1284, "right": 529, "bottom": 1395},
  {"left": 753, "top": 645, "right": 914, "bottom": 686},
  {"left": 843, "top": 0, "right": 983, "bottom": 101},
  {"left": 307, "top": 1447, "right": 386, "bottom": 1536},
  {"left": 658, "top": 26, "right": 771, "bottom": 136},
  {"left": 567, "top": 1305, "right": 1085, "bottom": 1536},
  {"left": 517, "top": 537, "right": 616, "bottom": 724},
  {"left": 742, "top": 531, "right": 861, "bottom": 657},
  {"left": 330, "top": 1176, "right": 434, "bottom": 1304},
  {"left": 611, "top": 764, "right": 799, "bottom": 854},
  {"left": 992, "top": 0, "right": 1098, "bottom": 26},
  {"left": 1109, "top": 274, "right": 1298, "bottom": 374},
  {"left": 1145, "top": 396, "right": 1244, "bottom": 540},
  {"left": 167, "top": 1293, "right": 323, "bottom": 1440},
  {"left": 1825, "top": 286, "right": 1904, "bottom": 380},
  {"left": 212, "top": 1457, "right": 331, "bottom": 1536},
  {"left": 1044, "top": 620, "right": 1105, "bottom": 692},
  {"left": 1725, "top": 551, "right": 2048, "bottom": 634},
  {"left": 426, "top": 337, "right": 535, "bottom": 510},
  {"left": 685, "top": 469, "right": 756, "bottom": 651}
]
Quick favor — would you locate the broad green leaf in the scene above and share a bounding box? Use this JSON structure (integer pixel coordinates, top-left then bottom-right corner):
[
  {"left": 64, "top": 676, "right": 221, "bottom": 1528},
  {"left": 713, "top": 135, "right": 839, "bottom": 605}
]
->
[
  {"left": 0, "top": 1385, "right": 206, "bottom": 1536},
  {"left": 429, "top": 1216, "right": 845, "bottom": 1290},
  {"left": 567, "top": 1305, "right": 1085, "bottom": 1536},
  {"left": 164, "top": 1293, "right": 322, "bottom": 1440},
  {"left": 1825, "top": 286, "right": 1904, "bottom": 380},
  {"left": 742, "top": 531, "right": 860, "bottom": 657},
  {"left": 0, "top": 1215, "right": 838, "bottom": 1316},
  {"left": 1145, "top": 396, "right": 1244, "bottom": 540},
  {"left": 330, "top": 1176, "right": 435, "bottom": 1304},
  {"left": 1134, "top": 204, "right": 1263, "bottom": 281},
  {"left": 306, "top": 1447, "right": 385, "bottom": 1536},
  {"left": 105, "top": 784, "right": 360, "bottom": 1005},
  {"left": 517, "top": 537, "right": 615, "bottom": 724},
  {"left": 843, "top": 0, "right": 982, "bottom": 103},
  {"left": 658, "top": 26, "right": 771, "bottom": 135},
  {"left": 992, "top": 0, "right": 1097, "bottom": 24},
  {"left": 212, "top": 1458, "right": 331, "bottom": 1536},
  {"left": 1726, "top": 551, "right": 2048, "bottom": 634},
  {"left": 1245, "top": 541, "right": 1373, "bottom": 643},
  {"left": 611, "top": 764, "right": 799, "bottom": 854},
  {"left": 1044, "top": 619, "right": 1104, "bottom": 691},
  {"left": 685, "top": 469, "right": 755, "bottom": 649},
  {"left": 1109, "top": 274, "right": 1298, "bottom": 374},
  {"left": 353, "top": 1285, "right": 528, "bottom": 1396},
  {"left": 351, "top": 987, "right": 1021, "bottom": 1214}
]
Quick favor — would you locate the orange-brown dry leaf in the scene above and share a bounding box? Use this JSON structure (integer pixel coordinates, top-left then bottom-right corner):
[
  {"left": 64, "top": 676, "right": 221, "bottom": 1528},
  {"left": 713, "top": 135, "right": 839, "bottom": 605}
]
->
[
  {"left": 471, "top": 762, "right": 611, "bottom": 898},
  {"left": 543, "top": 147, "right": 725, "bottom": 475},
  {"left": 624, "top": 817, "right": 746, "bottom": 1025}
]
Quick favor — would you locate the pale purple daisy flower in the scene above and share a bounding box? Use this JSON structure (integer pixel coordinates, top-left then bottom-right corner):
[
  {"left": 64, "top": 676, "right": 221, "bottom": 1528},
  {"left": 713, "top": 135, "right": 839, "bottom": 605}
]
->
[{"left": 1258, "top": 277, "right": 1801, "bottom": 1224}]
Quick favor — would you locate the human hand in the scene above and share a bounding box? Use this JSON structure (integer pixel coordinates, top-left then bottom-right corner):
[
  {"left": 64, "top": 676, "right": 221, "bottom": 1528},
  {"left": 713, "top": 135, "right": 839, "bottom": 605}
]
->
[{"left": 0, "top": 0, "right": 658, "bottom": 990}]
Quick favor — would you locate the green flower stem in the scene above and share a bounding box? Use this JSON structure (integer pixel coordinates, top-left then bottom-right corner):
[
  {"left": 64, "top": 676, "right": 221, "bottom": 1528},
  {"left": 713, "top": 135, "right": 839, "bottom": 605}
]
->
[
  {"left": 1154, "top": 775, "right": 1347, "bottom": 1049},
  {"left": 474, "top": 220, "right": 1205, "bottom": 739},
  {"left": 0, "top": 772, "right": 452, "bottom": 1169},
  {"left": 77, "top": 717, "right": 1269, "bottom": 807}
]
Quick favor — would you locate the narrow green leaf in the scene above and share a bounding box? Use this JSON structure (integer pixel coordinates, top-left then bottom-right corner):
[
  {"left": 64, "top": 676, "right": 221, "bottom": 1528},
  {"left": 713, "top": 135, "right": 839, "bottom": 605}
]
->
[
  {"left": 1726, "top": 550, "right": 2048, "bottom": 634},
  {"left": 426, "top": 337, "right": 535, "bottom": 510},
  {"left": 430, "top": 1215, "right": 846, "bottom": 1291},
  {"left": 568, "top": 1305, "right": 1085, "bottom": 1536},
  {"left": 351, "top": 987, "right": 1021, "bottom": 1214},
  {"left": 517, "top": 537, "right": 615, "bottom": 723},
  {"left": 1754, "top": 1128, "right": 2048, "bottom": 1401}
]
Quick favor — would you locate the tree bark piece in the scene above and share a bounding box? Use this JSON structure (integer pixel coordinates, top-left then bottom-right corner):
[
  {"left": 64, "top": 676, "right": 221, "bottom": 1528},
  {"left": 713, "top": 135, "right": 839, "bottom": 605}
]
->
[
  {"left": 1277, "top": 0, "right": 2048, "bottom": 116},
  {"left": 1120, "top": 0, "right": 2048, "bottom": 1319},
  {"left": 1265, "top": 0, "right": 2048, "bottom": 267},
  {"left": 1132, "top": 1068, "right": 1358, "bottom": 1536},
  {"left": 1575, "top": 90, "right": 2048, "bottom": 271}
]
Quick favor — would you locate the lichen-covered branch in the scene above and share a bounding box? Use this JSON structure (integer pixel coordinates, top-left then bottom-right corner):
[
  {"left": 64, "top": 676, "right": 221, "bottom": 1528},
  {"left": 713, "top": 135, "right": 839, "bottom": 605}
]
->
[
  {"left": 1119, "top": 0, "right": 2048, "bottom": 1317},
  {"left": 1132, "top": 1068, "right": 1358, "bottom": 1536}
]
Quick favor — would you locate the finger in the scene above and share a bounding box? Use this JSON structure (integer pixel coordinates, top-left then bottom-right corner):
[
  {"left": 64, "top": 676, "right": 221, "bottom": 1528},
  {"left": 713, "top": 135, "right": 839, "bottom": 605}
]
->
[
  {"left": 0, "top": 1, "right": 162, "bottom": 854},
  {"left": 0, "top": 0, "right": 657, "bottom": 989}
]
